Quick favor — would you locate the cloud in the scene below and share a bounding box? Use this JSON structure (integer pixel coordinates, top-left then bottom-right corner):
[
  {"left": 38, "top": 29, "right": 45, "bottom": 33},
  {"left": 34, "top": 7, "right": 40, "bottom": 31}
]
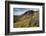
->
[{"left": 13, "top": 8, "right": 30, "bottom": 15}]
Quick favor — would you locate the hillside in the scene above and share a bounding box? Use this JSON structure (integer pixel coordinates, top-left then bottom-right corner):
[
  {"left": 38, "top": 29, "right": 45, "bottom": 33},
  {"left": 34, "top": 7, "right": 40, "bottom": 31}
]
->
[{"left": 13, "top": 10, "right": 39, "bottom": 28}]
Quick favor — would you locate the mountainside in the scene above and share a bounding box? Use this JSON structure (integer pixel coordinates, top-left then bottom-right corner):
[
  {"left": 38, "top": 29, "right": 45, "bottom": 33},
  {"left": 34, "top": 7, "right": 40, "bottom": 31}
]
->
[{"left": 14, "top": 10, "right": 39, "bottom": 28}]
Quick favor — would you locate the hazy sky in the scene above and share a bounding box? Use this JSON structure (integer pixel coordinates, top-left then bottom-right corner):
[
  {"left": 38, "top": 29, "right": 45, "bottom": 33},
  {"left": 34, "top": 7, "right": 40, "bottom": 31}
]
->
[
  {"left": 13, "top": 8, "right": 30, "bottom": 16},
  {"left": 13, "top": 8, "right": 38, "bottom": 16}
]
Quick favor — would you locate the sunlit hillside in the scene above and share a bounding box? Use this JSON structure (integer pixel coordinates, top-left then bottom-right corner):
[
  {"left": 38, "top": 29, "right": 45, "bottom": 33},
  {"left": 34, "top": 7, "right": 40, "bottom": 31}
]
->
[{"left": 13, "top": 10, "right": 39, "bottom": 28}]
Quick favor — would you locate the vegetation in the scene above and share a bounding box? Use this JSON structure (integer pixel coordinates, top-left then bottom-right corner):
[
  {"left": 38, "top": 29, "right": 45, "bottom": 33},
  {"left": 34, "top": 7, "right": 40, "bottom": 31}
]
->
[{"left": 13, "top": 10, "right": 39, "bottom": 28}]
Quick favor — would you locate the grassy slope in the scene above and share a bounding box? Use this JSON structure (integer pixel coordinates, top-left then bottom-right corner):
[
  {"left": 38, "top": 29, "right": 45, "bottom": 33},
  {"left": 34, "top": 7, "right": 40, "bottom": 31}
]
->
[
  {"left": 14, "top": 17, "right": 31, "bottom": 28},
  {"left": 14, "top": 12, "right": 39, "bottom": 28}
]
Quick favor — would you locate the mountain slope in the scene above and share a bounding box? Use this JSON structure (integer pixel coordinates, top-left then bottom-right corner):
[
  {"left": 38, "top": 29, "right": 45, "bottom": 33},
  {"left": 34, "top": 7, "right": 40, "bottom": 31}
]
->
[{"left": 13, "top": 10, "right": 39, "bottom": 28}]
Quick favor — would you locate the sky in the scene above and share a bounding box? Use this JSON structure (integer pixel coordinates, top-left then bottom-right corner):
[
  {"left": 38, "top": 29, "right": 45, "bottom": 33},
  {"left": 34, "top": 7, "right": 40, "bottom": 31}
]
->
[
  {"left": 13, "top": 8, "right": 30, "bottom": 16},
  {"left": 13, "top": 8, "right": 39, "bottom": 16}
]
